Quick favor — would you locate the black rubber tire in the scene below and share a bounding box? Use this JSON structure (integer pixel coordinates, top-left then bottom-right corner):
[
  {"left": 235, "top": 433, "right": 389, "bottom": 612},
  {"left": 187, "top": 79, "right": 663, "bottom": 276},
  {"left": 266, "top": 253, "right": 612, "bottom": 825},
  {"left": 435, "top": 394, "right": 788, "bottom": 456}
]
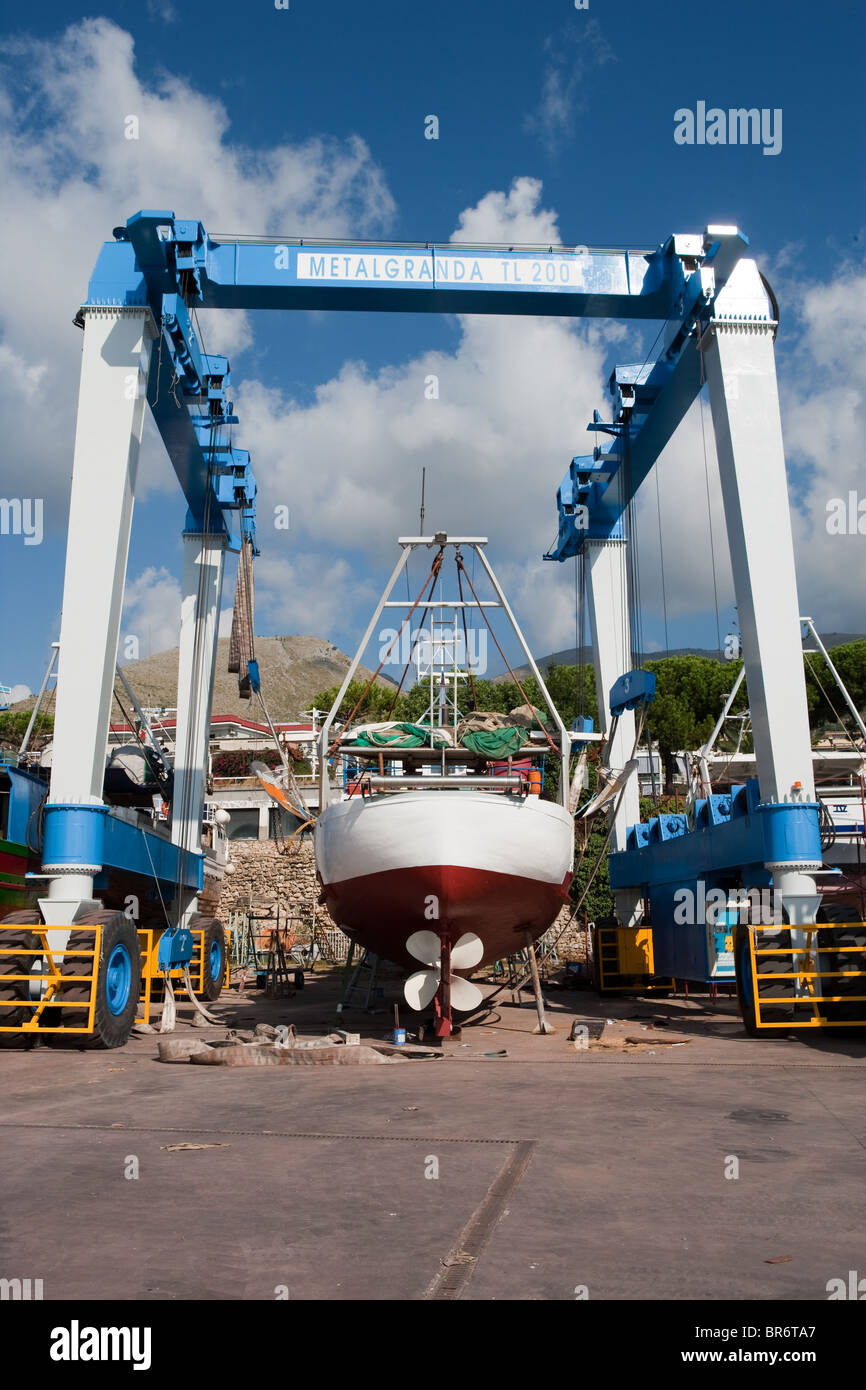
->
[
  {"left": 752, "top": 925, "right": 795, "bottom": 999},
  {"left": 815, "top": 903, "right": 866, "bottom": 1024},
  {"left": 189, "top": 914, "right": 226, "bottom": 1002},
  {"left": 734, "top": 924, "right": 761, "bottom": 1037},
  {"left": 0, "top": 910, "right": 40, "bottom": 1046},
  {"left": 735, "top": 924, "right": 794, "bottom": 1035},
  {"left": 56, "top": 910, "right": 141, "bottom": 1049}
]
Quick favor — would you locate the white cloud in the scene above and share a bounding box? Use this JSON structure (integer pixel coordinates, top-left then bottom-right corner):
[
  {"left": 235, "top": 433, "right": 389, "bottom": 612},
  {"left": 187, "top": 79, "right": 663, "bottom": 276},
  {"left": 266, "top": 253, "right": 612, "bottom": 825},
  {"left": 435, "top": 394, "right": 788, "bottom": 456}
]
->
[
  {"left": 778, "top": 265, "right": 866, "bottom": 630},
  {"left": 0, "top": 18, "right": 396, "bottom": 525},
  {"left": 620, "top": 262, "right": 866, "bottom": 643},
  {"left": 523, "top": 21, "right": 617, "bottom": 156},
  {"left": 237, "top": 185, "right": 865, "bottom": 660},
  {"left": 146, "top": 0, "right": 177, "bottom": 22},
  {"left": 121, "top": 565, "right": 182, "bottom": 659},
  {"left": 235, "top": 178, "right": 613, "bottom": 658},
  {"left": 196, "top": 308, "right": 254, "bottom": 363},
  {"left": 3, "top": 11, "right": 858, "bottom": 673},
  {"left": 631, "top": 396, "right": 735, "bottom": 637},
  {"left": 253, "top": 552, "right": 378, "bottom": 642},
  {"left": 450, "top": 176, "right": 562, "bottom": 245}
]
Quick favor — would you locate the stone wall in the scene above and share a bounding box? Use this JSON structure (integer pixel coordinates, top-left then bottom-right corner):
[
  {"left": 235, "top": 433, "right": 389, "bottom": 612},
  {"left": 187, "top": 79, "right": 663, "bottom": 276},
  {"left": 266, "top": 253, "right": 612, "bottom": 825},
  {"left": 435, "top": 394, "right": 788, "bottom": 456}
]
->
[
  {"left": 216, "top": 837, "right": 337, "bottom": 941},
  {"left": 548, "top": 905, "right": 592, "bottom": 963}
]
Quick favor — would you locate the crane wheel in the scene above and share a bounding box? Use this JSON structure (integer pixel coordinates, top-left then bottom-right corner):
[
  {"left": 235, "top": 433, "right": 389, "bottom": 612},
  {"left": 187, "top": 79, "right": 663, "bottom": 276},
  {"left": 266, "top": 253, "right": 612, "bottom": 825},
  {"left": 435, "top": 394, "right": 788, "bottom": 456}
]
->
[
  {"left": 0, "top": 910, "right": 41, "bottom": 1047},
  {"left": 815, "top": 904, "right": 866, "bottom": 1025},
  {"left": 734, "top": 925, "right": 760, "bottom": 1036},
  {"left": 56, "top": 911, "right": 141, "bottom": 1049},
  {"left": 189, "top": 914, "right": 226, "bottom": 1001},
  {"left": 734, "top": 924, "right": 793, "bottom": 1036}
]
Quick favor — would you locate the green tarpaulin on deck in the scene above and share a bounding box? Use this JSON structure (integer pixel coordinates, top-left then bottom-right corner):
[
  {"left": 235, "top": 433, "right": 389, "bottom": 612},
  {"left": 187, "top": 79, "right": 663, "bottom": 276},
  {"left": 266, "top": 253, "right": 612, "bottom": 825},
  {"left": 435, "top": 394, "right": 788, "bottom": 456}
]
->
[
  {"left": 459, "top": 726, "right": 526, "bottom": 758},
  {"left": 353, "top": 723, "right": 451, "bottom": 748}
]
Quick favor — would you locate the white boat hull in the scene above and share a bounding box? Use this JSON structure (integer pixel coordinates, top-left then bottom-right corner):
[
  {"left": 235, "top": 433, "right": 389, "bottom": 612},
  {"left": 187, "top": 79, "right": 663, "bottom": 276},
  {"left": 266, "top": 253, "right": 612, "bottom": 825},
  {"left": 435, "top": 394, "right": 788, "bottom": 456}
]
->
[{"left": 315, "top": 789, "right": 574, "bottom": 968}]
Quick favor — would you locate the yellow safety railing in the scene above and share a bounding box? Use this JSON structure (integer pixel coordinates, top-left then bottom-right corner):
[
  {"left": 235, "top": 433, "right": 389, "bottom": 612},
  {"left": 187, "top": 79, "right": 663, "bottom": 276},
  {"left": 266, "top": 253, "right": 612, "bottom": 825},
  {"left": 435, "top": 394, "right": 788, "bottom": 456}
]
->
[
  {"left": 0, "top": 924, "right": 101, "bottom": 1035},
  {"left": 0, "top": 923, "right": 221, "bottom": 1035},
  {"left": 748, "top": 922, "right": 866, "bottom": 1029}
]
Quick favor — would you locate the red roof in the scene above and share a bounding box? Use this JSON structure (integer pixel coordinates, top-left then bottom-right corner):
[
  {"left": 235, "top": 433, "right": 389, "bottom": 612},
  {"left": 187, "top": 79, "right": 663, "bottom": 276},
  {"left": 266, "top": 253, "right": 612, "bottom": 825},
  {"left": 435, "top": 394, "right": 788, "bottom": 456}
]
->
[{"left": 109, "top": 715, "right": 315, "bottom": 735}]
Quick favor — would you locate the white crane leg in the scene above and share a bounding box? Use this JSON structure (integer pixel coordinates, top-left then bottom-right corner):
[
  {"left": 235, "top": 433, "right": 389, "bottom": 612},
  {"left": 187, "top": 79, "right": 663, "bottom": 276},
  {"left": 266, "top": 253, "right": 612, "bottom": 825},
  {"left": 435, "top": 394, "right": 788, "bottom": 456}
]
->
[
  {"left": 701, "top": 260, "right": 815, "bottom": 805},
  {"left": 702, "top": 259, "right": 819, "bottom": 927},
  {"left": 171, "top": 530, "right": 227, "bottom": 927},
  {"left": 585, "top": 538, "right": 642, "bottom": 926},
  {"left": 43, "top": 307, "right": 155, "bottom": 919}
]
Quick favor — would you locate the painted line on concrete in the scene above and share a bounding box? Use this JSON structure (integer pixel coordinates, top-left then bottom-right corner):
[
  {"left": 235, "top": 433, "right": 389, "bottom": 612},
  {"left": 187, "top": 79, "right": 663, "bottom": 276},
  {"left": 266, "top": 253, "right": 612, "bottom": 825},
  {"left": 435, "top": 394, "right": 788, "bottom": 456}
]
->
[
  {"left": 450, "top": 1061, "right": 866, "bottom": 1073},
  {"left": 423, "top": 1140, "right": 536, "bottom": 1300},
  {"left": 0, "top": 1121, "right": 524, "bottom": 1144}
]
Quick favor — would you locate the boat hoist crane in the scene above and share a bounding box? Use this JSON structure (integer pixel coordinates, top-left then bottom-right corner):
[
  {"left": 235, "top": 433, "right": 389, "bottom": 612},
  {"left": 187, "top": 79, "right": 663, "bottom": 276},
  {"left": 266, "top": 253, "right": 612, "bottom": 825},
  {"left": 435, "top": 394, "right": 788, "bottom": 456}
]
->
[
  {"left": 4, "top": 211, "right": 854, "bottom": 1044},
  {"left": 544, "top": 243, "right": 866, "bottom": 1032}
]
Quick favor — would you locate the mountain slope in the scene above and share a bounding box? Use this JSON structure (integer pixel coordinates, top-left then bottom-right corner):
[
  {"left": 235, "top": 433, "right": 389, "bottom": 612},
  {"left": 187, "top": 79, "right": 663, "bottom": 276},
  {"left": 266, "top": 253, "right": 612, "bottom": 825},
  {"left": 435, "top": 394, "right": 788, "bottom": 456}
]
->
[
  {"left": 120, "top": 635, "right": 392, "bottom": 721},
  {"left": 12, "top": 635, "right": 392, "bottom": 725}
]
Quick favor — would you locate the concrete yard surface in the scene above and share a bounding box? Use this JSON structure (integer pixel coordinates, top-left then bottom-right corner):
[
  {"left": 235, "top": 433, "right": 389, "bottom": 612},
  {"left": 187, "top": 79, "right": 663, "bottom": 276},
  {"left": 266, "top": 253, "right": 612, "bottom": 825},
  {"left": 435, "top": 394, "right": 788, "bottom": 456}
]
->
[{"left": 1, "top": 970, "right": 865, "bottom": 1302}]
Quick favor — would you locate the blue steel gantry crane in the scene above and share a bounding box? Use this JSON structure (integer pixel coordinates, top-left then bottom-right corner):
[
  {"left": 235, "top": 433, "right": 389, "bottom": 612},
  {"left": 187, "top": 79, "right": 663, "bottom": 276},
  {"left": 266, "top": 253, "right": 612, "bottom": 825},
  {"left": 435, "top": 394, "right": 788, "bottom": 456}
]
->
[
  {"left": 545, "top": 244, "right": 866, "bottom": 1033},
  {"left": 4, "top": 211, "right": 856, "bottom": 1044}
]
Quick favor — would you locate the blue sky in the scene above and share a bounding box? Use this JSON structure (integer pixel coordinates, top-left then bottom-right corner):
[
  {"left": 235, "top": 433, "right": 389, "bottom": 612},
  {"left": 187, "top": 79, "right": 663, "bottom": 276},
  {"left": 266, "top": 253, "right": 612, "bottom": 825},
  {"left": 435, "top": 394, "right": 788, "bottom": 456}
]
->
[{"left": 0, "top": 0, "right": 864, "bottom": 700}]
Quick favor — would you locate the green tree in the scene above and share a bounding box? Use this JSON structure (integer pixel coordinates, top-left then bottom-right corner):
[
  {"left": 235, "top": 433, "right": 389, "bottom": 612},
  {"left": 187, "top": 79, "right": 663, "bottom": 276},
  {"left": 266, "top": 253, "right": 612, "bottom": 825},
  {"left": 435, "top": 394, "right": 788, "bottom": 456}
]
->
[
  {"left": 0, "top": 709, "right": 53, "bottom": 748},
  {"left": 311, "top": 679, "right": 401, "bottom": 725},
  {"left": 642, "top": 656, "right": 747, "bottom": 790},
  {"left": 569, "top": 756, "right": 614, "bottom": 922},
  {"left": 803, "top": 641, "right": 866, "bottom": 737},
  {"left": 520, "top": 663, "right": 596, "bottom": 729}
]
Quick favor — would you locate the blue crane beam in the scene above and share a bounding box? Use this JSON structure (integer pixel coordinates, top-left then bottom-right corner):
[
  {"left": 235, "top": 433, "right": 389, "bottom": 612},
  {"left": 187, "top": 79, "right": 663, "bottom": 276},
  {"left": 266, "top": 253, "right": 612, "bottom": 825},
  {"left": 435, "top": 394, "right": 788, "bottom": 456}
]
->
[
  {"left": 77, "top": 234, "right": 257, "bottom": 542},
  {"left": 544, "top": 229, "right": 751, "bottom": 560},
  {"left": 79, "top": 212, "right": 748, "bottom": 552},
  {"left": 85, "top": 212, "right": 745, "bottom": 322},
  {"left": 110, "top": 210, "right": 689, "bottom": 319}
]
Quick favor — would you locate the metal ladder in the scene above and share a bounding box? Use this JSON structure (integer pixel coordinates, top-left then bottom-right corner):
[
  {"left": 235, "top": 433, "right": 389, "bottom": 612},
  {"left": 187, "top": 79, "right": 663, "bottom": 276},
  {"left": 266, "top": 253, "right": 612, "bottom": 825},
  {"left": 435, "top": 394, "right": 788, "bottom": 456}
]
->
[{"left": 336, "top": 944, "right": 381, "bottom": 1017}]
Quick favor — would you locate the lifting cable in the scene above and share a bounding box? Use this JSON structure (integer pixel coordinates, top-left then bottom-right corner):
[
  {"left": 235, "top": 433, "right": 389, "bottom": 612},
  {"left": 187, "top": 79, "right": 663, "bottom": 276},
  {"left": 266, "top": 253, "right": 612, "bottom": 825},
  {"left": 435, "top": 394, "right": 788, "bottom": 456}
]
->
[
  {"left": 622, "top": 316, "right": 675, "bottom": 672},
  {"left": 454, "top": 555, "right": 559, "bottom": 754},
  {"left": 624, "top": 452, "right": 644, "bottom": 667},
  {"left": 539, "top": 703, "right": 648, "bottom": 963},
  {"left": 172, "top": 304, "right": 220, "bottom": 933},
  {"left": 327, "top": 548, "right": 446, "bottom": 754},
  {"left": 804, "top": 654, "right": 866, "bottom": 753},
  {"left": 483, "top": 711, "right": 647, "bottom": 1006},
  {"left": 111, "top": 685, "right": 169, "bottom": 795},
  {"left": 385, "top": 579, "right": 442, "bottom": 721},
  {"left": 654, "top": 461, "right": 670, "bottom": 657},
  {"left": 698, "top": 352, "right": 723, "bottom": 656},
  {"left": 228, "top": 536, "right": 256, "bottom": 691},
  {"left": 456, "top": 559, "right": 478, "bottom": 712}
]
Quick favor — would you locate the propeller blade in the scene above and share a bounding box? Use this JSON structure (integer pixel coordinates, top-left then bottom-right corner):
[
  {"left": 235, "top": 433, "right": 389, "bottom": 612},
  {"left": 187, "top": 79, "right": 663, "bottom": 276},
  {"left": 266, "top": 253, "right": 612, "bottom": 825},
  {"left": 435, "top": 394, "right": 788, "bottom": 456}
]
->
[
  {"left": 450, "top": 931, "right": 483, "bottom": 970},
  {"left": 404, "top": 968, "right": 440, "bottom": 1011},
  {"left": 450, "top": 976, "right": 484, "bottom": 1013},
  {"left": 406, "top": 930, "right": 441, "bottom": 967}
]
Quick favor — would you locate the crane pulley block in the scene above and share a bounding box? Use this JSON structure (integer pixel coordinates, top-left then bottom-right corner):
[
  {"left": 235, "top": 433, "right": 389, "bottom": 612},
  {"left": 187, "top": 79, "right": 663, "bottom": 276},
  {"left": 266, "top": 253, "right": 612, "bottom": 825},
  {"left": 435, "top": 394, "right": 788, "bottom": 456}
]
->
[{"left": 609, "top": 669, "right": 656, "bottom": 717}]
